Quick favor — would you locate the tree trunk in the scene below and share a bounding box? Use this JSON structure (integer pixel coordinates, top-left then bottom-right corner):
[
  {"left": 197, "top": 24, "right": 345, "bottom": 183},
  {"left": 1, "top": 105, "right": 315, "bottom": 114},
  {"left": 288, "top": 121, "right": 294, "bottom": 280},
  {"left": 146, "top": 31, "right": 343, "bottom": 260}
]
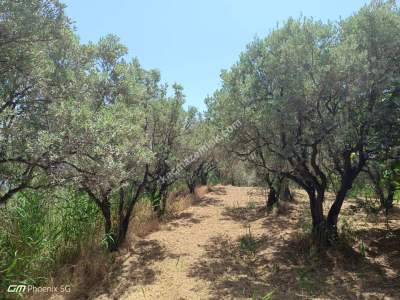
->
[
  {"left": 367, "top": 168, "right": 387, "bottom": 209},
  {"left": 382, "top": 183, "right": 395, "bottom": 212},
  {"left": 116, "top": 169, "right": 148, "bottom": 248},
  {"left": 187, "top": 180, "right": 196, "bottom": 194},
  {"left": 386, "top": 188, "right": 395, "bottom": 210},
  {"left": 266, "top": 187, "right": 278, "bottom": 210},
  {"left": 100, "top": 201, "right": 118, "bottom": 252},
  {"left": 366, "top": 162, "right": 396, "bottom": 211},
  {"left": 306, "top": 188, "right": 329, "bottom": 245},
  {"left": 279, "top": 179, "right": 293, "bottom": 201},
  {"left": 326, "top": 175, "right": 353, "bottom": 240},
  {"left": 377, "top": 189, "right": 386, "bottom": 209},
  {"left": 158, "top": 183, "right": 168, "bottom": 217},
  {"left": 199, "top": 173, "right": 208, "bottom": 186},
  {"left": 85, "top": 190, "right": 118, "bottom": 252}
]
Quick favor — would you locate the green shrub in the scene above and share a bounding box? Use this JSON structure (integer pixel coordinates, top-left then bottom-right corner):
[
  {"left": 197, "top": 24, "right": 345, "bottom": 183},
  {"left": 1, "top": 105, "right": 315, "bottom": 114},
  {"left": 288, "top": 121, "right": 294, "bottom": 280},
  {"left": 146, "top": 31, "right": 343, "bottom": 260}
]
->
[
  {"left": 0, "top": 189, "right": 101, "bottom": 297},
  {"left": 239, "top": 227, "right": 258, "bottom": 256}
]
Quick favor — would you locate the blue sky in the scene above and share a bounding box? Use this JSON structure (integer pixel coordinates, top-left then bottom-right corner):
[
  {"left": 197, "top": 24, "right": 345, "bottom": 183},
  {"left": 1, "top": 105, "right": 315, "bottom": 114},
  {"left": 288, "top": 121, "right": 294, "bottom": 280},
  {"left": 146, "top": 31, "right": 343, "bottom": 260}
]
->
[{"left": 64, "top": 0, "right": 370, "bottom": 111}]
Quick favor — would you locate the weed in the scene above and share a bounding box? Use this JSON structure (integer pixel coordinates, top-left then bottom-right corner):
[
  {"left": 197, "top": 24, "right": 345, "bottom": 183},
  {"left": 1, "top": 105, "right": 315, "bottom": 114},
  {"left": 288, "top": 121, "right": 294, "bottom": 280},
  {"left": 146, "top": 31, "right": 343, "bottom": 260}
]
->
[
  {"left": 261, "top": 291, "right": 274, "bottom": 300},
  {"left": 297, "top": 208, "right": 312, "bottom": 236},
  {"left": 239, "top": 226, "right": 258, "bottom": 256},
  {"left": 339, "top": 218, "right": 357, "bottom": 244},
  {"left": 359, "top": 240, "right": 367, "bottom": 257},
  {"left": 247, "top": 201, "right": 257, "bottom": 209},
  {"left": 271, "top": 263, "right": 280, "bottom": 273},
  {"left": 252, "top": 290, "right": 274, "bottom": 300},
  {"left": 296, "top": 267, "right": 314, "bottom": 294},
  {"left": 294, "top": 244, "right": 321, "bottom": 295}
]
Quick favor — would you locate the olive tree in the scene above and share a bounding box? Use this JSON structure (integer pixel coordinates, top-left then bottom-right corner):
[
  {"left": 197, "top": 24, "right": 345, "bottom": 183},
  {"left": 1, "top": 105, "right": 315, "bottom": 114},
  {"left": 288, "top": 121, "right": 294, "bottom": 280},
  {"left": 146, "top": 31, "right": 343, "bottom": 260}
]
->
[
  {"left": 208, "top": 1, "right": 400, "bottom": 244},
  {"left": 41, "top": 99, "right": 152, "bottom": 251},
  {"left": 34, "top": 36, "right": 158, "bottom": 251},
  {"left": 0, "top": 0, "right": 82, "bottom": 205}
]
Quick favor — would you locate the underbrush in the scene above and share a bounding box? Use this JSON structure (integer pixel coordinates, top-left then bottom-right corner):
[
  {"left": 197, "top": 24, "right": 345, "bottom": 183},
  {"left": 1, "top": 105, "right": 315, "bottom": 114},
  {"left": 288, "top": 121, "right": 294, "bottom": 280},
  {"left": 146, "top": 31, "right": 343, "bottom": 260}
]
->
[
  {"left": 0, "top": 189, "right": 102, "bottom": 299},
  {"left": 127, "top": 196, "right": 159, "bottom": 239},
  {"left": 347, "top": 182, "right": 399, "bottom": 212},
  {"left": 0, "top": 182, "right": 205, "bottom": 299}
]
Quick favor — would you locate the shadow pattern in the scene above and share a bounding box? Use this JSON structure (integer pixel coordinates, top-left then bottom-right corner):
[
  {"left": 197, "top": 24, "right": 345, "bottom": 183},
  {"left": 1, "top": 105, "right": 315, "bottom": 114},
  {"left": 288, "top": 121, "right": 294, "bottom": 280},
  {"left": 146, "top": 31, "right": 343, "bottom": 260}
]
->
[
  {"left": 188, "top": 228, "right": 400, "bottom": 299},
  {"left": 90, "top": 239, "right": 179, "bottom": 300}
]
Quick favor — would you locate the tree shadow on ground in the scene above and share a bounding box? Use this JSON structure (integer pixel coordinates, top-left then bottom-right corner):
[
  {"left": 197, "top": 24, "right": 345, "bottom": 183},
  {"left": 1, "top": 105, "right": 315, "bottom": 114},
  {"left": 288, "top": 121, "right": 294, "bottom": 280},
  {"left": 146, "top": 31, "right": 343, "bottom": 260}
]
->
[
  {"left": 208, "top": 186, "right": 227, "bottom": 195},
  {"left": 89, "top": 239, "right": 180, "bottom": 300},
  {"left": 267, "top": 234, "right": 399, "bottom": 299},
  {"left": 220, "top": 206, "right": 267, "bottom": 224},
  {"left": 388, "top": 206, "right": 400, "bottom": 220},
  {"left": 165, "top": 212, "right": 204, "bottom": 228},
  {"left": 190, "top": 186, "right": 227, "bottom": 207},
  {"left": 193, "top": 195, "right": 223, "bottom": 207},
  {"left": 221, "top": 199, "right": 298, "bottom": 229},
  {"left": 187, "top": 234, "right": 272, "bottom": 300},
  {"left": 188, "top": 229, "right": 400, "bottom": 300},
  {"left": 355, "top": 227, "right": 400, "bottom": 276}
]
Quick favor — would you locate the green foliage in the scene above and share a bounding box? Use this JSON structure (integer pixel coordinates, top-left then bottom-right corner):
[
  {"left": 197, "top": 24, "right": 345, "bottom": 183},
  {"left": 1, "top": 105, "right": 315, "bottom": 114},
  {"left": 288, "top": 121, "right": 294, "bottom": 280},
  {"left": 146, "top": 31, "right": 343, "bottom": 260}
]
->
[
  {"left": 207, "top": 171, "right": 222, "bottom": 185},
  {"left": 252, "top": 290, "right": 274, "bottom": 300},
  {"left": 0, "top": 192, "right": 50, "bottom": 290},
  {"left": 338, "top": 218, "right": 357, "bottom": 244},
  {"left": 294, "top": 246, "right": 321, "bottom": 294},
  {"left": 297, "top": 207, "right": 313, "bottom": 236},
  {"left": 239, "top": 227, "right": 258, "bottom": 256},
  {"left": 53, "top": 190, "right": 101, "bottom": 260},
  {"left": 359, "top": 240, "right": 367, "bottom": 257},
  {"left": 247, "top": 201, "right": 257, "bottom": 210},
  {"left": 1, "top": 0, "right": 400, "bottom": 295},
  {"left": 346, "top": 182, "right": 376, "bottom": 199},
  {"left": 0, "top": 189, "right": 100, "bottom": 295},
  {"left": 207, "top": 0, "right": 400, "bottom": 240}
]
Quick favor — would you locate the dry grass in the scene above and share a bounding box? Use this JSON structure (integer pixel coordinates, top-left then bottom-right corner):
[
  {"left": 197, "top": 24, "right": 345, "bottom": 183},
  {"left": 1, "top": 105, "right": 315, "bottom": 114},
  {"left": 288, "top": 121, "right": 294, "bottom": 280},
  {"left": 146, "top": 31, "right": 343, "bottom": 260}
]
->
[
  {"left": 30, "top": 241, "right": 113, "bottom": 300},
  {"left": 61, "top": 249, "right": 114, "bottom": 300},
  {"left": 40, "top": 186, "right": 399, "bottom": 299},
  {"left": 35, "top": 186, "right": 210, "bottom": 300},
  {"left": 128, "top": 185, "right": 210, "bottom": 239},
  {"left": 163, "top": 185, "right": 211, "bottom": 218},
  {"left": 194, "top": 185, "right": 211, "bottom": 199},
  {"left": 128, "top": 185, "right": 211, "bottom": 239},
  {"left": 91, "top": 186, "right": 399, "bottom": 300},
  {"left": 165, "top": 192, "right": 194, "bottom": 215},
  {"left": 128, "top": 199, "right": 160, "bottom": 239}
]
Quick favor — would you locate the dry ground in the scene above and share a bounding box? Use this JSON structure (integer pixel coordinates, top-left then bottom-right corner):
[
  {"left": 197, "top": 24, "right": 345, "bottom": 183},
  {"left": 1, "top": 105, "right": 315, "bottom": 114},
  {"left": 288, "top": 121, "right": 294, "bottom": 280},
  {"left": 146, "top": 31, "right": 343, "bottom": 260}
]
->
[{"left": 71, "top": 185, "right": 399, "bottom": 300}]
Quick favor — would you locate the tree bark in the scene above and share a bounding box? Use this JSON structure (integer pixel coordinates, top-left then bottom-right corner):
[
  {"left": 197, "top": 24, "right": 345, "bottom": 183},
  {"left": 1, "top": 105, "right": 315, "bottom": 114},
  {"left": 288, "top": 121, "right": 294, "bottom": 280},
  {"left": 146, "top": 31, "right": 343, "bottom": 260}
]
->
[
  {"left": 100, "top": 200, "right": 118, "bottom": 252},
  {"left": 326, "top": 174, "right": 353, "bottom": 239},
  {"left": 266, "top": 187, "right": 278, "bottom": 210},
  {"left": 306, "top": 188, "right": 329, "bottom": 245},
  {"left": 84, "top": 188, "right": 118, "bottom": 251},
  {"left": 382, "top": 183, "right": 395, "bottom": 212},
  {"left": 187, "top": 180, "right": 196, "bottom": 194},
  {"left": 158, "top": 183, "right": 168, "bottom": 217},
  {"left": 117, "top": 170, "right": 148, "bottom": 246},
  {"left": 279, "top": 179, "right": 293, "bottom": 201},
  {"left": 386, "top": 186, "right": 395, "bottom": 209}
]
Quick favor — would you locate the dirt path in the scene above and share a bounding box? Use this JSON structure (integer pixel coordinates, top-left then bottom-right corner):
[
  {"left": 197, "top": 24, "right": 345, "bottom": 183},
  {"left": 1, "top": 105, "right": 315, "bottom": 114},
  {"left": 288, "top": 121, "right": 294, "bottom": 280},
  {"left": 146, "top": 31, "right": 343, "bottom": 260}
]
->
[
  {"left": 92, "top": 185, "right": 275, "bottom": 300},
  {"left": 91, "top": 185, "right": 400, "bottom": 300}
]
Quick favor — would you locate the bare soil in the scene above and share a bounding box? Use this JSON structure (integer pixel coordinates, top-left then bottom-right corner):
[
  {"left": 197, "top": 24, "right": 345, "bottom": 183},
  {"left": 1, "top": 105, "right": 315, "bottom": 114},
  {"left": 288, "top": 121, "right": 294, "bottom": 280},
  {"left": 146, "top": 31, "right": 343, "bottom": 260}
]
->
[{"left": 83, "top": 185, "right": 400, "bottom": 300}]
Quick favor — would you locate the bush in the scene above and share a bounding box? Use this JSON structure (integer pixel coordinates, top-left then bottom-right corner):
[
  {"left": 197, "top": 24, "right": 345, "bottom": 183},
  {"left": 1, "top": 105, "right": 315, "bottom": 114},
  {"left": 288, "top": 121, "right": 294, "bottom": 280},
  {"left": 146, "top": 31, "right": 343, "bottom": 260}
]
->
[{"left": 0, "top": 189, "right": 101, "bottom": 297}]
